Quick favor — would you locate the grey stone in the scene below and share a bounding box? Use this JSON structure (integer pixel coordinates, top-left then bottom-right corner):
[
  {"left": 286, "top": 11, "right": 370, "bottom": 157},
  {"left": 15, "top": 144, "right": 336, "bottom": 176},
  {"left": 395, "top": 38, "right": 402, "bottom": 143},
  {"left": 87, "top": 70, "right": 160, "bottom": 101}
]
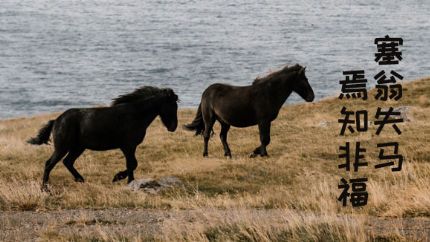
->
[{"left": 128, "top": 176, "right": 183, "bottom": 194}]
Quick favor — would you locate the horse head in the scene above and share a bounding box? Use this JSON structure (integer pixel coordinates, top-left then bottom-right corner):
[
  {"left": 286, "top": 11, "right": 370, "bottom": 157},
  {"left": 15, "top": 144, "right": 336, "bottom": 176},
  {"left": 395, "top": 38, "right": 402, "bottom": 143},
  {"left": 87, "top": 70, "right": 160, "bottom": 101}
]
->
[
  {"left": 292, "top": 66, "right": 314, "bottom": 102},
  {"left": 159, "top": 88, "right": 179, "bottom": 132}
]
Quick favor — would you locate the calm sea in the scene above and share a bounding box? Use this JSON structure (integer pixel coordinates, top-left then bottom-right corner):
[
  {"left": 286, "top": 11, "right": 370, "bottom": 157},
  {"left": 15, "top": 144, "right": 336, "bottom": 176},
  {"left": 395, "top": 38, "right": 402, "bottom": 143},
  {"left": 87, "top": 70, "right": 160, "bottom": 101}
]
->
[{"left": 0, "top": 0, "right": 429, "bottom": 118}]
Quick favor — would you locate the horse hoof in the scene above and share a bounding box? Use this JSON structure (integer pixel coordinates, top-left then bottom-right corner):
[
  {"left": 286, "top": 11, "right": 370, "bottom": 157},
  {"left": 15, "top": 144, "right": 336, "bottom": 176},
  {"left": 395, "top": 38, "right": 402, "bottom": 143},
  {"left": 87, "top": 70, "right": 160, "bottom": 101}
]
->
[
  {"left": 112, "top": 172, "right": 127, "bottom": 183},
  {"left": 203, "top": 153, "right": 208, "bottom": 157},
  {"left": 41, "top": 184, "right": 50, "bottom": 193},
  {"left": 225, "top": 153, "right": 232, "bottom": 159},
  {"left": 75, "top": 177, "right": 85, "bottom": 183},
  {"left": 112, "top": 175, "right": 121, "bottom": 183},
  {"left": 249, "top": 153, "right": 258, "bottom": 158}
]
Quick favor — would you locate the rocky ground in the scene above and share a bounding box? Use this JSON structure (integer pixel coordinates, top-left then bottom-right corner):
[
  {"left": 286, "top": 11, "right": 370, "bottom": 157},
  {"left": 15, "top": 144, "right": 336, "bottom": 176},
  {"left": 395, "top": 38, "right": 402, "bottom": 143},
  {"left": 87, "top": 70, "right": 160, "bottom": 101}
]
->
[{"left": 1, "top": 208, "right": 430, "bottom": 241}]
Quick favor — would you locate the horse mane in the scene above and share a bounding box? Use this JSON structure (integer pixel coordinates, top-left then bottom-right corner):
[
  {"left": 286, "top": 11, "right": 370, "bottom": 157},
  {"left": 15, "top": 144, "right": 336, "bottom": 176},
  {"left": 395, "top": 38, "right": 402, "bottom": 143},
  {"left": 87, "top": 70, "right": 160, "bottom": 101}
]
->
[
  {"left": 252, "top": 64, "right": 303, "bottom": 85},
  {"left": 111, "top": 86, "right": 178, "bottom": 106}
]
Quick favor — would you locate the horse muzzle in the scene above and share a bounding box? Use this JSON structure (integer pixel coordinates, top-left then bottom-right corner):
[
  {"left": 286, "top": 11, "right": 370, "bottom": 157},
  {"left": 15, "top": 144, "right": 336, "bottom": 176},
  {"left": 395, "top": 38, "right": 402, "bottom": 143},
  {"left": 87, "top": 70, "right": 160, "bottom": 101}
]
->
[
  {"left": 305, "top": 93, "right": 315, "bottom": 102},
  {"left": 167, "top": 124, "right": 178, "bottom": 132}
]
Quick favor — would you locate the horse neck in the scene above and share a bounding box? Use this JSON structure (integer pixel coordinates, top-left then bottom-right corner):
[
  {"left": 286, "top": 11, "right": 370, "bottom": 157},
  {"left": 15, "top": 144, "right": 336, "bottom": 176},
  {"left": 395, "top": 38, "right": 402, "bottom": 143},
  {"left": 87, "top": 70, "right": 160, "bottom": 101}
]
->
[
  {"left": 129, "top": 99, "right": 162, "bottom": 125},
  {"left": 265, "top": 75, "right": 294, "bottom": 108}
]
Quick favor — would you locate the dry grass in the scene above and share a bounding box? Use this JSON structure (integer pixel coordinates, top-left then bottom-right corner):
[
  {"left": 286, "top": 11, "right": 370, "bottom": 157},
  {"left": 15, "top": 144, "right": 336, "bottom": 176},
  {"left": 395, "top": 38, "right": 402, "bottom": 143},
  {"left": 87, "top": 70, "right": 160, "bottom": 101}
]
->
[
  {"left": 39, "top": 209, "right": 371, "bottom": 242},
  {"left": 0, "top": 78, "right": 429, "bottom": 241}
]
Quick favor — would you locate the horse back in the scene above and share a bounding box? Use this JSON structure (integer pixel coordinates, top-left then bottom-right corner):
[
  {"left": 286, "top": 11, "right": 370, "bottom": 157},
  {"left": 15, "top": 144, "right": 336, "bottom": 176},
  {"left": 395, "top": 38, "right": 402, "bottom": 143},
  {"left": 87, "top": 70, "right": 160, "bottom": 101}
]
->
[
  {"left": 52, "top": 106, "right": 146, "bottom": 151},
  {"left": 202, "top": 83, "right": 269, "bottom": 127}
]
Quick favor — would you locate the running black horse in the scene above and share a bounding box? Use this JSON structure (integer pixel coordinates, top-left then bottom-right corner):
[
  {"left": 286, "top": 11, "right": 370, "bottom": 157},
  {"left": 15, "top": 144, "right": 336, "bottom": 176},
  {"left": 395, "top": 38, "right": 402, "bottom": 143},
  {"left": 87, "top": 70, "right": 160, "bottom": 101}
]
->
[
  {"left": 28, "top": 86, "right": 178, "bottom": 190},
  {"left": 184, "top": 64, "right": 314, "bottom": 158}
]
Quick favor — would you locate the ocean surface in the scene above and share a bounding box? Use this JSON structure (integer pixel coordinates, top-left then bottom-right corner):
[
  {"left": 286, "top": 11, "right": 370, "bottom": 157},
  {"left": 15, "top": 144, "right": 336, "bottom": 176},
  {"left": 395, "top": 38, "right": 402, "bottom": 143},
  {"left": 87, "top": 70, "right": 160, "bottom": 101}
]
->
[{"left": 0, "top": 0, "right": 429, "bottom": 119}]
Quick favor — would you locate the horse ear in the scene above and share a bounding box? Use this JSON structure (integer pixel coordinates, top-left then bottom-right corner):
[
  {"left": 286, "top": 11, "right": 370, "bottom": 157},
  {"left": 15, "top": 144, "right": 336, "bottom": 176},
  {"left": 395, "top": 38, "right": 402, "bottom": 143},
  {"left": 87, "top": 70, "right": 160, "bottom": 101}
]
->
[
  {"left": 299, "top": 66, "right": 306, "bottom": 75},
  {"left": 166, "top": 88, "right": 178, "bottom": 101}
]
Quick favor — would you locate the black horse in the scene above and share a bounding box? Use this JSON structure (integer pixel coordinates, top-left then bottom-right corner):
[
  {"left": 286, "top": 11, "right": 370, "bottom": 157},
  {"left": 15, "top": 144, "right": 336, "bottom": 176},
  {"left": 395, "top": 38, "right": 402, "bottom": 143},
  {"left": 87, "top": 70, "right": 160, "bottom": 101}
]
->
[
  {"left": 28, "top": 86, "right": 178, "bottom": 190},
  {"left": 184, "top": 64, "right": 314, "bottom": 158}
]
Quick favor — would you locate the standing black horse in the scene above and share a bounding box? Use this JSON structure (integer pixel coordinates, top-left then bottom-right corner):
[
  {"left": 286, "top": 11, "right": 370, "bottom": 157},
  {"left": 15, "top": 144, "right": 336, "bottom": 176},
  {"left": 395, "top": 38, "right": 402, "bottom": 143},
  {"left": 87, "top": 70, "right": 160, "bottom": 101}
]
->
[
  {"left": 28, "top": 86, "right": 178, "bottom": 190},
  {"left": 184, "top": 64, "right": 314, "bottom": 158}
]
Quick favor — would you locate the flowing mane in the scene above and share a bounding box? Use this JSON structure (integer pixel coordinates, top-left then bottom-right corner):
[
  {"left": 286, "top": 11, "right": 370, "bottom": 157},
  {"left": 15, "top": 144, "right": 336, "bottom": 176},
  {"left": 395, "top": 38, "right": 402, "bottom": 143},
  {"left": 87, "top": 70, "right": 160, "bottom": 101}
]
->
[
  {"left": 111, "top": 86, "right": 177, "bottom": 106},
  {"left": 252, "top": 64, "right": 303, "bottom": 85}
]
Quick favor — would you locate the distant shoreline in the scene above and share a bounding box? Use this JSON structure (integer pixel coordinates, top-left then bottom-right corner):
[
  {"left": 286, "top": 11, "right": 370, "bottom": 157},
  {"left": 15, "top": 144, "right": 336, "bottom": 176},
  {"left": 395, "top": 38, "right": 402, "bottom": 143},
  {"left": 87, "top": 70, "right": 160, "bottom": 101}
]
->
[{"left": 1, "top": 77, "right": 428, "bottom": 122}]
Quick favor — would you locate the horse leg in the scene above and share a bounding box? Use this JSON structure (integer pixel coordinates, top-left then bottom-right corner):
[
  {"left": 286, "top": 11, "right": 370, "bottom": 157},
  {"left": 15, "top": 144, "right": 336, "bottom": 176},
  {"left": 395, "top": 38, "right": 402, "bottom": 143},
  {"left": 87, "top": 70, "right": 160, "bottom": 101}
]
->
[
  {"left": 251, "top": 122, "right": 271, "bottom": 158},
  {"left": 202, "top": 106, "right": 216, "bottom": 157},
  {"left": 125, "top": 148, "right": 138, "bottom": 183},
  {"left": 258, "top": 122, "right": 271, "bottom": 156},
  {"left": 42, "top": 149, "right": 68, "bottom": 191},
  {"left": 219, "top": 122, "right": 231, "bottom": 158},
  {"left": 117, "top": 146, "right": 138, "bottom": 184},
  {"left": 203, "top": 118, "right": 215, "bottom": 157},
  {"left": 63, "top": 148, "right": 85, "bottom": 182}
]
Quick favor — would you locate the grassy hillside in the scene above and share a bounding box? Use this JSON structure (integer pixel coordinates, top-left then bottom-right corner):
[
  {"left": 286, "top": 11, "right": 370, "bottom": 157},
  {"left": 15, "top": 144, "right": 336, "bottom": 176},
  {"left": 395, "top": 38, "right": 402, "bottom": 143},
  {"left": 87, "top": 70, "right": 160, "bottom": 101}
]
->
[{"left": 0, "top": 78, "right": 429, "bottom": 241}]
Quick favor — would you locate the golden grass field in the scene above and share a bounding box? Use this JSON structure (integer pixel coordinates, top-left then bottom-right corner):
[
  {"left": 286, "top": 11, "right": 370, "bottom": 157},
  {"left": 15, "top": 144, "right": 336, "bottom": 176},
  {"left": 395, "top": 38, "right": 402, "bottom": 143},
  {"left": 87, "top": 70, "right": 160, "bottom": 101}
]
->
[{"left": 0, "top": 78, "right": 429, "bottom": 241}]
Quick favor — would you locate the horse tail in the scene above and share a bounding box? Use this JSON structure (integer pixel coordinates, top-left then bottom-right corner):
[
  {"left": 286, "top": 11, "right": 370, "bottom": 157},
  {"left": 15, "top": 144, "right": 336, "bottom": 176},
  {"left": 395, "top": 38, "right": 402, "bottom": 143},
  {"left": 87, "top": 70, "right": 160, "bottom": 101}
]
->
[
  {"left": 27, "top": 120, "right": 55, "bottom": 145},
  {"left": 183, "top": 103, "right": 204, "bottom": 135}
]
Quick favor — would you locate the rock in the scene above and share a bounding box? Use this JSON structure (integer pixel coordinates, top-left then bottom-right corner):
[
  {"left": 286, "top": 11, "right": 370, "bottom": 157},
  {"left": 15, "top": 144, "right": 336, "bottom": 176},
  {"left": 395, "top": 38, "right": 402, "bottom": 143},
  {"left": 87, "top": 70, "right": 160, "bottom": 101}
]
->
[
  {"left": 158, "top": 176, "right": 182, "bottom": 187},
  {"left": 128, "top": 176, "right": 183, "bottom": 194}
]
